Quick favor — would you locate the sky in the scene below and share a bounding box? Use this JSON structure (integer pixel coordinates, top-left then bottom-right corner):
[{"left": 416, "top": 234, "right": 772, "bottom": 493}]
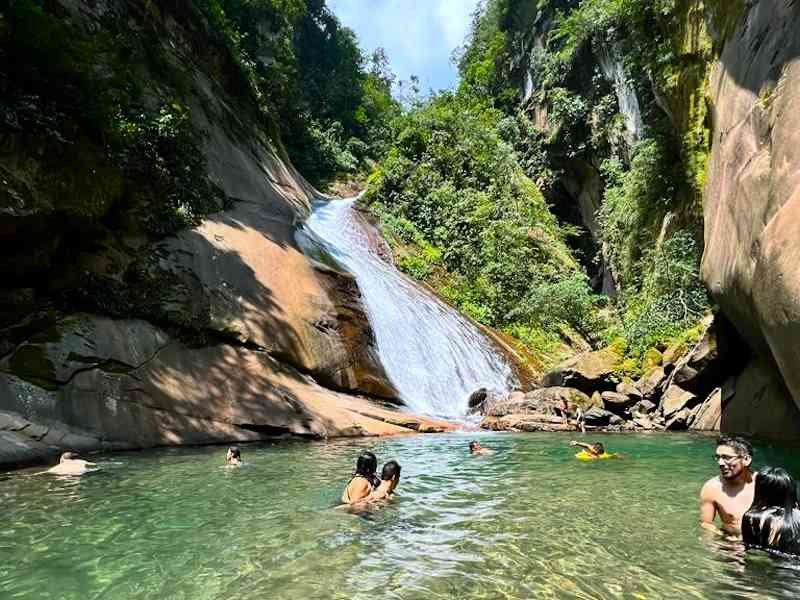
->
[{"left": 327, "top": 0, "right": 482, "bottom": 93}]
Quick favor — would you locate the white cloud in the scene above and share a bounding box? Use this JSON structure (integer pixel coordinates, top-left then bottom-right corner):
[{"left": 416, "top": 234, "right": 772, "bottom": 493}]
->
[{"left": 327, "top": 0, "right": 480, "bottom": 92}]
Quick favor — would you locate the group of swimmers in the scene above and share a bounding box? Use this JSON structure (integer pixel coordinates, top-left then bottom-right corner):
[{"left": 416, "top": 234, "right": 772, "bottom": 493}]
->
[
  {"left": 40, "top": 434, "right": 800, "bottom": 560},
  {"left": 701, "top": 435, "right": 800, "bottom": 558}
]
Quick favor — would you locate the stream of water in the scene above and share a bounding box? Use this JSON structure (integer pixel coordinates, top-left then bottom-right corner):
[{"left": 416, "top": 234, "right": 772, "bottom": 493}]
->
[
  {"left": 4, "top": 433, "right": 800, "bottom": 599},
  {"left": 302, "top": 199, "right": 514, "bottom": 419}
]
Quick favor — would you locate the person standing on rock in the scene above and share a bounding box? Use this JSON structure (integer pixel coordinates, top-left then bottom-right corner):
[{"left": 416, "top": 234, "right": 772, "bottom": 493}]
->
[
  {"left": 575, "top": 406, "right": 586, "bottom": 433},
  {"left": 700, "top": 436, "right": 756, "bottom": 535}
]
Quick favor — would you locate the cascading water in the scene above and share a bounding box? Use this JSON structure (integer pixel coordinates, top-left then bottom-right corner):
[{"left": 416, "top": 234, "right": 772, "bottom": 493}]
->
[{"left": 302, "top": 198, "right": 515, "bottom": 419}]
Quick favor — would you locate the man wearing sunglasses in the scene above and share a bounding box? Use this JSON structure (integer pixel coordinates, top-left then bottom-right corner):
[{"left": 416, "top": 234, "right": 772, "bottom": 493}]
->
[{"left": 699, "top": 435, "right": 755, "bottom": 534}]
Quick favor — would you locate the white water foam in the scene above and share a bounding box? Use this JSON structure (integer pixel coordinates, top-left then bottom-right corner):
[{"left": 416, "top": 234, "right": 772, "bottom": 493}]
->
[{"left": 303, "top": 199, "right": 515, "bottom": 418}]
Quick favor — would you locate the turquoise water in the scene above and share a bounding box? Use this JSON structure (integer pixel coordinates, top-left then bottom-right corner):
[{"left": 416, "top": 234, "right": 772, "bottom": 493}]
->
[{"left": 3, "top": 432, "right": 800, "bottom": 599}]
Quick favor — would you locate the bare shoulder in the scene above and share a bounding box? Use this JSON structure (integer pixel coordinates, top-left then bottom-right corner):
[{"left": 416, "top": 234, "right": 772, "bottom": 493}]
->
[{"left": 700, "top": 476, "right": 722, "bottom": 499}]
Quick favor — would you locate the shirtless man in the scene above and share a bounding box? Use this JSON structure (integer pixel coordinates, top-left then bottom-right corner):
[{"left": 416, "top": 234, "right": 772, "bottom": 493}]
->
[
  {"left": 469, "top": 441, "right": 493, "bottom": 455},
  {"left": 699, "top": 435, "right": 756, "bottom": 535},
  {"left": 46, "top": 452, "right": 96, "bottom": 476}
]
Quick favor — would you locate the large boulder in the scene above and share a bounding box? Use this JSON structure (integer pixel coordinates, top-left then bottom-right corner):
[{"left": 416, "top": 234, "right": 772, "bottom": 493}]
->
[
  {"left": 661, "top": 384, "right": 698, "bottom": 419},
  {"left": 721, "top": 359, "right": 800, "bottom": 440},
  {"left": 485, "top": 386, "right": 593, "bottom": 418},
  {"left": 0, "top": 314, "right": 445, "bottom": 467},
  {"left": 542, "top": 348, "right": 620, "bottom": 394},
  {"left": 702, "top": 1, "right": 800, "bottom": 430}
]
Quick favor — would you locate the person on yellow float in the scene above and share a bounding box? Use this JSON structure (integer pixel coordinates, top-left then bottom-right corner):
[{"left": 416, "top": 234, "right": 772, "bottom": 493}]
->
[{"left": 570, "top": 440, "right": 618, "bottom": 460}]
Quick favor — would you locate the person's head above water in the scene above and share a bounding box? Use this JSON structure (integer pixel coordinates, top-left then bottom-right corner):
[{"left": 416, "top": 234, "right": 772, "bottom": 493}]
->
[
  {"left": 381, "top": 460, "right": 401, "bottom": 493},
  {"left": 355, "top": 451, "right": 378, "bottom": 477},
  {"left": 590, "top": 443, "right": 605, "bottom": 456},
  {"left": 226, "top": 446, "right": 242, "bottom": 464},
  {"left": 60, "top": 452, "right": 80, "bottom": 463},
  {"left": 750, "top": 466, "right": 797, "bottom": 511},
  {"left": 469, "top": 441, "right": 482, "bottom": 453},
  {"left": 715, "top": 435, "right": 753, "bottom": 481}
]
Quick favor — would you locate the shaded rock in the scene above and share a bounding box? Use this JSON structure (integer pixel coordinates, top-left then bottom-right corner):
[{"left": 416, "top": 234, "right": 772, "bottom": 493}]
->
[
  {"left": 665, "top": 407, "right": 692, "bottom": 431},
  {"left": 542, "top": 347, "right": 620, "bottom": 394},
  {"left": 702, "top": 1, "right": 800, "bottom": 418},
  {"left": 662, "top": 342, "right": 689, "bottom": 373},
  {"left": 583, "top": 407, "right": 616, "bottom": 426},
  {"left": 468, "top": 387, "right": 488, "bottom": 409},
  {"left": 661, "top": 384, "right": 698, "bottom": 419},
  {"left": 601, "top": 391, "right": 637, "bottom": 414},
  {"left": 631, "top": 399, "right": 656, "bottom": 416},
  {"left": 638, "top": 366, "right": 667, "bottom": 400},
  {"left": 721, "top": 358, "right": 800, "bottom": 440},
  {"left": 616, "top": 379, "right": 643, "bottom": 401}
]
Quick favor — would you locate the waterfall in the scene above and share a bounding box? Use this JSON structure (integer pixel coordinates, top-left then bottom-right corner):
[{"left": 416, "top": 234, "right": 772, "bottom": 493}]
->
[{"left": 301, "top": 199, "right": 515, "bottom": 419}]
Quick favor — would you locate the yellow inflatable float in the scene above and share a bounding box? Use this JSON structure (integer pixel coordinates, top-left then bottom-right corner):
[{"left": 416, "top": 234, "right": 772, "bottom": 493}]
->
[{"left": 575, "top": 451, "right": 618, "bottom": 461}]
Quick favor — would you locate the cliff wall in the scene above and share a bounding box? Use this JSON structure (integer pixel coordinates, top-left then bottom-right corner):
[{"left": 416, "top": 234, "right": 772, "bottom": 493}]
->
[{"left": 0, "top": 0, "right": 420, "bottom": 468}]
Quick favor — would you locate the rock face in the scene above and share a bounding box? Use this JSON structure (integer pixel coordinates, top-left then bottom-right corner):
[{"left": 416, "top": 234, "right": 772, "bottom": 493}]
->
[
  {"left": 702, "top": 0, "right": 800, "bottom": 436},
  {"left": 0, "top": 0, "right": 426, "bottom": 468},
  {"left": 542, "top": 348, "right": 620, "bottom": 394}
]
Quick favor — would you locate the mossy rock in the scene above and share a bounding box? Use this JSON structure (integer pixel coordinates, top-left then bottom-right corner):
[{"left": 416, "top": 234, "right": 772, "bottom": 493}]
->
[{"left": 642, "top": 348, "right": 663, "bottom": 370}]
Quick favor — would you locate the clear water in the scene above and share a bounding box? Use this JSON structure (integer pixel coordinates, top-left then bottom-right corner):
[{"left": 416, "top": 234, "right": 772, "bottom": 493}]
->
[
  {"left": 303, "top": 199, "right": 514, "bottom": 418},
  {"left": 4, "top": 433, "right": 800, "bottom": 599}
]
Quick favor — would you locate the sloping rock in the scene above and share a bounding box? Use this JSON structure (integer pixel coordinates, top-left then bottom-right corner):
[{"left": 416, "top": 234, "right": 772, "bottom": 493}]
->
[
  {"left": 661, "top": 384, "right": 698, "bottom": 419},
  {"left": 702, "top": 1, "right": 800, "bottom": 426},
  {"left": 690, "top": 389, "right": 722, "bottom": 432},
  {"left": 631, "top": 399, "right": 657, "bottom": 416},
  {"left": 616, "top": 379, "right": 643, "bottom": 401},
  {"left": 481, "top": 414, "right": 574, "bottom": 432},
  {"left": 583, "top": 407, "right": 617, "bottom": 426},
  {"left": 542, "top": 347, "right": 620, "bottom": 393},
  {"left": 0, "top": 315, "right": 444, "bottom": 468}
]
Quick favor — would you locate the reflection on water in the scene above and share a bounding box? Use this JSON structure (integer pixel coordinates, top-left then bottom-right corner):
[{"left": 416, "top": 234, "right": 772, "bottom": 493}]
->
[{"left": 3, "top": 433, "right": 800, "bottom": 599}]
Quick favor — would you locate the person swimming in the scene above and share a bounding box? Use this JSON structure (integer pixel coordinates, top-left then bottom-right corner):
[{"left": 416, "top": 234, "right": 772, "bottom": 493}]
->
[
  {"left": 364, "top": 460, "right": 402, "bottom": 502},
  {"left": 700, "top": 435, "right": 756, "bottom": 535},
  {"left": 570, "top": 440, "right": 616, "bottom": 460},
  {"left": 341, "top": 451, "right": 379, "bottom": 504},
  {"left": 226, "top": 446, "right": 242, "bottom": 466},
  {"left": 742, "top": 466, "right": 800, "bottom": 557},
  {"left": 469, "top": 441, "right": 493, "bottom": 455},
  {"left": 45, "top": 452, "right": 96, "bottom": 476}
]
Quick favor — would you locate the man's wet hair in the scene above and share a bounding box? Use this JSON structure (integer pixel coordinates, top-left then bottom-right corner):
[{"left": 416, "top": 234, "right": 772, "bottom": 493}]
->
[
  {"left": 591, "top": 443, "right": 605, "bottom": 455},
  {"left": 381, "top": 460, "right": 401, "bottom": 481},
  {"left": 228, "top": 446, "right": 241, "bottom": 460},
  {"left": 469, "top": 441, "right": 479, "bottom": 451},
  {"left": 717, "top": 435, "right": 753, "bottom": 458}
]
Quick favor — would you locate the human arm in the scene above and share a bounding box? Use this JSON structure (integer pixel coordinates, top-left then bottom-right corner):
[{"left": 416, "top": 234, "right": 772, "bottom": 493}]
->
[
  {"left": 569, "top": 441, "right": 593, "bottom": 451},
  {"left": 699, "top": 480, "right": 721, "bottom": 533}
]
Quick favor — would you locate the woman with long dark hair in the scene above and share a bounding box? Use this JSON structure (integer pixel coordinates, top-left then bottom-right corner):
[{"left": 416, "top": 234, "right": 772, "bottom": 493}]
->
[
  {"left": 341, "top": 451, "right": 379, "bottom": 504},
  {"left": 742, "top": 466, "right": 800, "bottom": 557}
]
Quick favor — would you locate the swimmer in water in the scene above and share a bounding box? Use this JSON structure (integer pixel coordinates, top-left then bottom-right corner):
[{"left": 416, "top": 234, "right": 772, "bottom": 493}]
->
[
  {"left": 469, "top": 441, "right": 493, "bottom": 455},
  {"left": 45, "top": 452, "right": 96, "bottom": 476},
  {"left": 365, "top": 461, "right": 401, "bottom": 502},
  {"left": 700, "top": 435, "right": 756, "bottom": 535},
  {"left": 570, "top": 441, "right": 613, "bottom": 458},
  {"left": 342, "top": 451, "right": 379, "bottom": 504},
  {"left": 226, "top": 446, "right": 242, "bottom": 466}
]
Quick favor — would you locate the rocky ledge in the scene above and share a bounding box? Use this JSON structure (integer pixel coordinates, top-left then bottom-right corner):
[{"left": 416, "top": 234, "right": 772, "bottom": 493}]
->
[{"left": 472, "top": 314, "right": 753, "bottom": 434}]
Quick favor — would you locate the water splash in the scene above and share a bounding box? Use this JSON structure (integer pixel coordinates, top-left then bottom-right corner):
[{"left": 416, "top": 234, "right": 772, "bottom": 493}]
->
[{"left": 302, "top": 198, "right": 514, "bottom": 418}]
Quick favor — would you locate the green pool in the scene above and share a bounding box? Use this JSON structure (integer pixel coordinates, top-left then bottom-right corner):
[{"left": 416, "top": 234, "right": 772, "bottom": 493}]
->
[{"left": 3, "top": 432, "right": 800, "bottom": 599}]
